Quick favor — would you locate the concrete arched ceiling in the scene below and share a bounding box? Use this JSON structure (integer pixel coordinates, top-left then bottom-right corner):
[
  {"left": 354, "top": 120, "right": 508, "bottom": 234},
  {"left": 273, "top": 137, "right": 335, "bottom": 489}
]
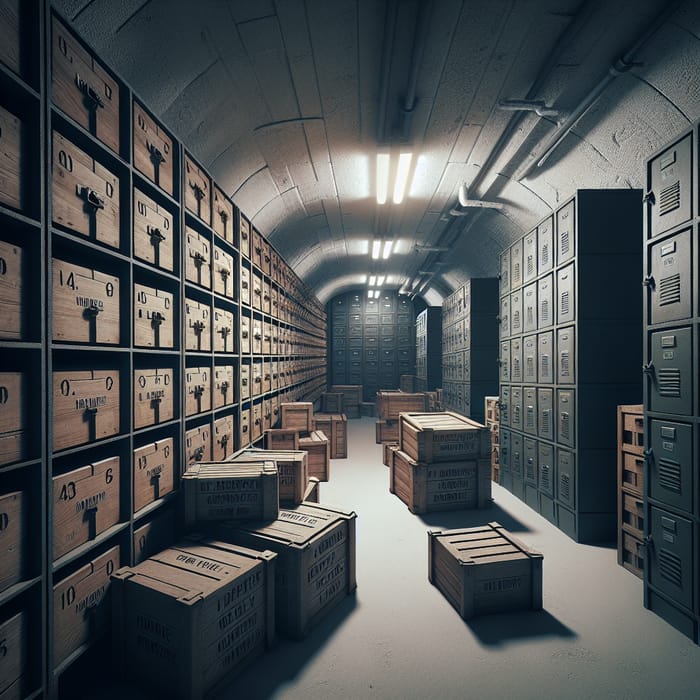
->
[{"left": 55, "top": 0, "right": 700, "bottom": 303}]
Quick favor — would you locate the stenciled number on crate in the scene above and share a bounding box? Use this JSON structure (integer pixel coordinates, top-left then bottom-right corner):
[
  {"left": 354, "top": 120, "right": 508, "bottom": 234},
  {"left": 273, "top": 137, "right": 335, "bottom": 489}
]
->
[
  {"left": 138, "top": 371, "right": 170, "bottom": 424},
  {"left": 60, "top": 374, "right": 115, "bottom": 442},
  {"left": 137, "top": 442, "right": 170, "bottom": 500}
]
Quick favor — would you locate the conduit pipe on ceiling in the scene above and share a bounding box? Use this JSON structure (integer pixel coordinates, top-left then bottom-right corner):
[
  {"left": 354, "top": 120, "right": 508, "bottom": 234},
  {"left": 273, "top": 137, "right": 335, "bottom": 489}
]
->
[{"left": 376, "top": 0, "right": 399, "bottom": 144}]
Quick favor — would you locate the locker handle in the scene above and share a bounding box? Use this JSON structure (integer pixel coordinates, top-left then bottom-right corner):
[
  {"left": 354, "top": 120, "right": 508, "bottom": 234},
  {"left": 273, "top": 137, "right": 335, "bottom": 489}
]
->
[
  {"left": 642, "top": 189, "right": 655, "bottom": 205},
  {"left": 642, "top": 275, "right": 655, "bottom": 289},
  {"left": 151, "top": 311, "right": 164, "bottom": 328},
  {"left": 82, "top": 302, "right": 101, "bottom": 319},
  {"left": 190, "top": 182, "right": 205, "bottom": 202},
  {"left": 220, "top": 380, "right": 230, "bottom": 393},
  {"left": 642, "top": 362, "right": 654, "bottom": 375},
  {"left": 75, "top": 74, "right": 104, "bottom": 110},
  {"left": 147, "top": 226, "right": 166, "bottom": 244},
  {"left": 77, "top": 185, "right": 105, "bottom": 211},
  {"left": 148, "top": 142, "right": 165, "bottom": 166}
]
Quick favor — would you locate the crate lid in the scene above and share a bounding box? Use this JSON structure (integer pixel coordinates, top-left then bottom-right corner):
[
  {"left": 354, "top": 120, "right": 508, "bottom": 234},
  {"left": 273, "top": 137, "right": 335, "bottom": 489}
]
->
[
  {"left": 299, "top": 431, "right": 327, "bottom": 445},
  {"left": 182, "top": 460, "right": 277, "bottom": 482},
  {"left": 401, "top": 412, "right": 486, "bottom": 431},
  {"left": 230, "top": 448, "right": 307, "bottom": 463}
]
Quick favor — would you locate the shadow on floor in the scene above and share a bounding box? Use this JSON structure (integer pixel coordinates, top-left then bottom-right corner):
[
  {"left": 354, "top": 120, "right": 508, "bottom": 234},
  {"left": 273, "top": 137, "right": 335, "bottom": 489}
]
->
[
  {"left": 468, "top": 608, "right": 577, "bottom": 647},
  {"left": 417, "top": 501, "right": 531, "bottom": 533}
]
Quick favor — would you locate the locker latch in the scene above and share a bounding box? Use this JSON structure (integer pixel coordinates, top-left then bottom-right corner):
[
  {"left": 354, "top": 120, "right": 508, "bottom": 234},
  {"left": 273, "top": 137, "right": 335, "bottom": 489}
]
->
[
  {"left": 150, "top": 471, "right": 161, "bottom": 500},
  {"left": 148, "top": 226, "right": 166, "bottom": 245},
  {"left": 148, "top": 142, "right": 165, "bottom": 166},
  {"left": 642, "top": 362, "right": 654, "bottom": 375},
  {"left": 75, "top": 74, "right": 104, "bottom": 111},
  {"left": 191, "top": 182, "right": 205, "bottom": 202},
  {"left": 77, "top": 185, "right": 105, "bottom": 211},
  {"left": 642, "top": 189, "right": 655, "bottom": 205}
]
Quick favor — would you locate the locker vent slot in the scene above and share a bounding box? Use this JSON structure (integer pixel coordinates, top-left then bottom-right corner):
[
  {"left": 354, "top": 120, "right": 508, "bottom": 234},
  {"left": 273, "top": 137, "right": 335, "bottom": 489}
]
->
[
  {"left": 560, "top": 291, "right": 570, "bottom": 317},
  {"left": 513, "top": 310, "right": 520, "bottom": 328},
  {"left": 513, "top": 406, "right": 521, "bottom": 422},
  {"left": 560, "top": 351, "right": 570, "bottom": 377},
  {"left": 658, "top": 458, "right": 682, "bottom": 493},
  {"left": 526, "top": 357, "right": 535, "bottom": 376},
  {"left": 658, "top": 368, "right": 681, "bottom": 397},
  {"left": 658, "top": 273, "right": 681, "bottom": 307},
  {"left": 560, "top": 473, "right": 570, "bottom": 501},
  {"left": 540, "top": 410, "right": 551, "bottom": 435},
  {"left": 527, "top": 307, "right": 534, "bottom": 326},
  {"left": 540, "top": 465, "right": 550, "bottom": 490},
  {"left": 527, "top": 255, "right": 535, "bottom": 276},
  {"left": 658, "top": 549, "right": 683, "bottom": 589},
  {"left": 541, "top": 243, "right": 549, "bottom": 266},
  {"left": 526, "top": 407, "right": 535, "bottom": 428},
  {"left": 560, "top": 230, "right": 570, "bottom": 256},
  {"left": 526, "top": 459, "right": 536, "bottom": 481},
  {"left": 560, "top": 412, "right": 570, "bottom": 439},
  {"left": 659, "top": 180, "right": 681, "bottom": 217},
  {"left": 513, "top": 263, "right": 520, "bottom": 283},
  {"left": 512, "top": 452, "right": 521, "bottom": 474},
  {"left": 541, "top": 299, "right": 549, "bottom": 323},
  {"left": 512, "top": 358, "right": 521, "bottom": 379},
  {"left": 541, "top": 355, "right": 550, "bottom": 377}
]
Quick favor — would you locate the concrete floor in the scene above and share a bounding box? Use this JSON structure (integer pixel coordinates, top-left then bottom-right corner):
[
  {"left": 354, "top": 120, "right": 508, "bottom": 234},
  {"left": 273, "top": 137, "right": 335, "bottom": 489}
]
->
[{"left": 80, "top": 416, "right": 700, "bottom": 699}]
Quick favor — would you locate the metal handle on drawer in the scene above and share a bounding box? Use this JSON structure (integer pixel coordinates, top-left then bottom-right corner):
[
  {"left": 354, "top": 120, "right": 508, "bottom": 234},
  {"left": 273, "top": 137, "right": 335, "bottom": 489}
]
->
[
  {"left": 75, "top": 73, "right": 104, "bottom": 110},
  {"left": 77, "top": 185, "right": 105, "bottom": 211},
  {"left": 148, "top": 142, "right": 165, "bottom": 165}
]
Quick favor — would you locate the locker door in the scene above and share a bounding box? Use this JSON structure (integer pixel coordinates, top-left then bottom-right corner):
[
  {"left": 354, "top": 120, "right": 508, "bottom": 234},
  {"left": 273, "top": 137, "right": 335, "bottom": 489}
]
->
[
  {"left": 500, "top": 386, "right": 510, "bottom": 427},
  {"left": 647, "top": 229, "right": 692, "bottom": 324},
  {"left": 538, "top": 331, "right": 554, "bottom": 384},
  {"left": 499, "top": 295, "right": 510, "bottom": 339},
  {"left": 537, "top": 215, "right": 553, "bottom": 274},
  {"left": 537, "top": 273, "right": 553, "bottom": 328},
  {"left": 523, "top": 229, "right": 537, "bottom": 283},
  {"left": 557, "top": 388, "right": 575, "bottom": 448},
  {"left": 524, "top": 437, "right": 538, "bottom": 486},
  {"left": 538, "top": 442, "right": 554, "bottom": 497},
  {"left": 648, "top": 506, "right": 694, "bottom": 610},
  {"left": 500, "top": 248, "right": 510, "bottom": 296},
  {"left": 511, "top": 386, "right": 523, "bottom": 431},
  {"left": 511, "top": 337, "right": 522, "bottom": 383},
  {"left": 557, "top": 264, "right": 575, "bottom": 325},
  {"left": 523, "top": 386, "right": 537, "bottom": 436},
  {"left": 500, "top": 340, "right": 511, "bottom": 382},
  {"left": 557, "top": 449, "right": 576, "bottom": 510},
  {"left": 511, "top": 432, "right": 523, "bottom": 478},
  {"left": 510, "top": 289, "right": 522, "bottom": 336},
  {"left": 647, "top": 133, "right": 692, "bottom": 239},
  {"left": 523, "top": 282, "right": 537, "bottom": 333},
  {"left": 510, "top": 239, "right": 523, "bottom": 289},
  {"left": 647, "top": 327, "right": 693, "bottom": 415},
  {"left": 556, "top": 199, "right": 575, "bottom": 264},
  {"left": 648, "top": 419, "right": 694, "bottom": 513},
  {"left": 500, "top": 429, "right": 511, "bottom": 473},
  {"left": 537, "top": 388, "right": 554, "bottom": 441},
  {"left": 557, "top": 326, "right": 575, "bottom": 385},
  {"left": 523, "top": 335, "right": 537, "bottom": 383}
]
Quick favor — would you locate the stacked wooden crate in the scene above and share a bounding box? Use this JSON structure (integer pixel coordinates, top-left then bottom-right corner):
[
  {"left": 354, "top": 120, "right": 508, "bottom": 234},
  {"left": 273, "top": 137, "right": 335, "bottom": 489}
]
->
[
  {"left": 330, "top": 385, "right": 362, "bottom": 418},
  {"left": 313, "top": 413, "right": 348, "bottom": 459},
  {"left": 484, "top": 396, "right": 500, "bottom": 483},
  {"left": 375, "top": 390, "right": 428, "bottom": 444},
  {"left": 617, "top": 404, "right": 644, "bottom": 578}
]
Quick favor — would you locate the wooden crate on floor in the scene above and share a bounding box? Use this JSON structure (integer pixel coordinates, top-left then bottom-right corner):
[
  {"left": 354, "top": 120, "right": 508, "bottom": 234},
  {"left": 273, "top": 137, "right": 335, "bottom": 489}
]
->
[
  {"left": 360, "top": 401, "right": 375, "bottom": 417},
  {"left": 376, "top": 390, "right": 428, "bottom": 421},
  {"left": 428, "top": 522, "right": 543, "bottom": 620},
  {"left": 298, "top": 431, "right": 330, "bottom": 482},
  {"left": 399, "top": 375, "right": 415, "bottom": 392},
  {"left": 111, "top": 537, "right": 276, "bottom": 700},
  {"left": 484, "top": 396, "right": 500, "bottom": 425},
  {"left": 313, "top": 413, "right": 347, "bottom": 459},
  {"left": 330, "top": 385, "right": 361, "bottom": 418},
  {"left": 280, "top": 402, "right": 314, "bottom": 433},
  {"left": 321, "top": 392, "right": 343, "bottom": 414},
  {"left": 383, "top": 442, "right": 399, "bottom": 468},
  {"left": 266, "top": 428, "right": 299, "bottom": 451},
  {"left": 376, "top": 420, "right": 399, "bottom": 444}
]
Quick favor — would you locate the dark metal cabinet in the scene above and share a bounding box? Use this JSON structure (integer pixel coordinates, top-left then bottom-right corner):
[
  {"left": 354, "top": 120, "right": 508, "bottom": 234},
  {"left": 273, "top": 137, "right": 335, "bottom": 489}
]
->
[{"left": 647, "top": 229, "right": 693, "bottom": 324}]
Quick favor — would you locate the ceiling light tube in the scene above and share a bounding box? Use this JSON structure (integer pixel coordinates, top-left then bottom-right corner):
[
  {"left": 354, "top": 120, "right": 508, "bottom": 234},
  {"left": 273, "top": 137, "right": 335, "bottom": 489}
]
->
[
  {"left": 376, "top": 153, "right": 390, "bottom": 204},
  {"left": 372, "top": 239, "right": 381, "bottom": 259},
  {"left": 382, "top": 240, "right": 392, "bottom": 259},
  {"left": 369, "top": 275, "right": 376, "bottom": 286},
  {"left": 373, "top": 290, "right": 380, "bottom": 299},
  {"left": 367, "top": 289, "right": 374, "bottom": 298},
  {"left": 393, "top": 152, "right": 412, "bottom": 204},
  {"left": 376, "top": 275, "right": 385, "bottom": 286}
]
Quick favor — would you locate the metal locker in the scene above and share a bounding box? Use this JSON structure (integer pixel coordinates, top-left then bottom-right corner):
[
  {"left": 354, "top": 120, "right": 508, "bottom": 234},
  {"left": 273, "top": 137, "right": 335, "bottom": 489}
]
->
[
  {"left": 335, "top": 337, "right": 346, "bottom": 350},
  {"left": 380, "top": 314, "right": 395, "bottom": 326},
  {"left": 537, "top": 387, "right": 554, "bottom": 440},
  {"left": 511, "top": 386, "right": 523, "bottom": 431},
  {"left": 648, "top": 419, "right": 694, "bottom": 513},
  {"left": 511, "top": 337, "right": 523, "bottom": 383},
  {"left": 380, "top": 324, "right": 395, "bottom": 337},
  {"left": 647, "top": 133, "right": 693, "bottom": 239},
  {"left": 510, "top": 289, "right": 522, "bottom": 336},
  {"left": 538, "top": 442, "right": 554, "bottom": 497},
  {"left": 349, "top": 324, "right": 363, "bottom": 337},
  {"left": 463, "top": 349, "right": 470, "bottom": 382},
  {"left": 333, "top": 349, "right": 345, "bottom": 363},
  {"left": 500, "top": 248, "right": 510, "bottom": 296},
  {"left": 538, "top": 331, "right": 554, "bottom": 384},
  {"left": 523, "top": 334, "right": 537, "bottom": 383},
  {"left": 537, "top": 215, "right": 554, "bottom": 274},
  {"left": 364, "top": 335, "right": 378, "bottom": 348},
  {"left": 523, "top": 282, "right": 537, "bottom": 333},
  {"left": 648, "top": 506, "right": 694, "bottom": 610},
  {"left": 557, "top": 389, "right": 575, "bottom": 448},
  {"left": 510, "top": 239, "right": 523, "bottom": 290},
  {"left": 647, "top": 229, "right": 692, "bottom": 324},
  {"left": 523, "top": 386, "right": 537, "bottom": 436},
  {"left": 499, "top": 295, "right": 510, "bottom": 339},
  {"left": 365, "top": 348, "right": 378, "bottom": 361},
  {"left": 365, "top": 298, "right": 379, "bottom": 313},
  {"left": 500, "top": 429, "right": 511, "bottom": 473},
  {"left": 557, "top": 449, "right": 576, "bottom": 510},
  {"left": 348, "top": 349, "right": 361, "bottom": 362},
  {"left": 557, "top": 264, "right": 575, "bottom": 325},
  {"left": 349, "top": 336, "right": 363, "bottom": 349},
  {"left": 646, "top": 327, "right": 693, "bottom": 415},
  {"left": 524, "top": 437, "right": 538, "bottom": 486},
  {"left": 500, "top": 385, "right": 510, "bottom": 426},
  {"left": 523, "top": 229, "right": 537, "bottom": 283},
  {"left": 333, "top": 324, "right": 346, "bottom": 338},
  {"left": 556, "top": 199, "right": 575, "bottom": 264},
  {"left": 557, "top": 326, "right": 575, "bottom": 384},
  {"left": 365, "top": 313, "right": 379, "bottom": 325},
  {"left": 500, "top": 341, "right": 510, "bottom": 382},
  {"left": 537, "top": 274, "right": 553, "bottom": 328},
  {"left": 511, "top": 432, "right": 523, "bottom": 478}
]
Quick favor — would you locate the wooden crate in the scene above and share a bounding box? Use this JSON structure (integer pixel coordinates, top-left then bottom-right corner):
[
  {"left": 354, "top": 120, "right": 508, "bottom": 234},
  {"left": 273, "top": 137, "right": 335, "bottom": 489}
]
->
[
  {"left": 238, "top": 212, "right": 251, "bottom": 259},
  {"left": 0, "top": 105, "right": 21, "bottom": 211},
  {"left": 383, "top": 442, "right": 399, "bottom": 468},
  {"left": 375, "top": 420, "right": 399, "bottom": 444},
  {"left": 185, "top": 366, "right": 210, "bottom": 417},
  {"left": 0, "top": 239, "right": 22, "bottom": 340},
  {"left": 313, "top": 413, "right": 347, "bottom": 459},
  {"left": 185, "top": 227, "right": 211, "bottom": 289},
  {"left": 214, "top": 307, "right": 235, "bottom": 353},
  {"left": 263, "top": 398, "right": 272, "bottom": 431},
  {"left": 262, "top": 280, "right": 271, "bottom": 315},
  {"left": 52, "top": 258, "right": 120, "bottom": 345},
  {"left": 53, "top": 545, "right": 120, "bottom": 667},
  {"left": 251, "top": 229, "right": 263, "bottom": 269},
  {"left": 621, "top": 492, "right": 644, "bottom": 540},
  {"left": 620, "top": 531, "right": 644, "bottom": 579},
  {"left": 133, "top": 102, "right": 174, "bottom": 195},
  {"left": 618, "top": 404, "right": 644, "bottom": 456},
  {"left": 213, "top": 245, "right": 235, "bottom": 299},
  {"left": 133, "top": 438, "right": 174, "bottom": 513},
  {"left": 133, "top": 508, "right": 177, "bottom": 565},
  {"left": 239, "top": 406, "right": 251, "bottom": 446},
  {"left": 298, "top": 431, "right": 330, "bottom": 482},
  {"left": 112, "top": 537, "right": 275, "bottom": 700},
  {"left": 620, "top": 451, "right": 644, "bottom": 496},
  {"left": 0, "top": 372, "right": 23, "bottom": 444},
  {"left": 134, "top": 283, "right": 174, "bottom": 348},
  {"left": 213, "top": 185, "right": 234, "bottom": 244},
  {"left": 182, "top": 460, "right": 278, "bottom": 526},
  {"left": 53, "top": 456, "right": 120, "bottom": 560},
  {"left": 263, "top": 363, "right": 272, "bottom": 396},
  {"left": 251, "top": 364, "right": 262, "bottom": 398},
  {"left": 252, "top": 271, "right": 262, "bottom": 311},
  {"left": 185, "top": 298, "right": 211, "bottom": 352},
  {"left": 52, "top": 132, "right": 120, "bottom": 248},
  {"left": 240, "top": 314, "right": 251, "bottom": 355},
  {"left": 398, "top": 412, "right": 490, "bottom": 464},
  {"left": 0, "top": 490, "right": 24, "bottom": 594},
  {"left": 219, "top": 502, "right": 356, "bottom": 639},
  {"left": 261, "top": 240, "right": 271, "bottom": 276},
  {"left": 330, "top": 385, "right": 361, "bottom": 419},
  {"left": 281, "top": 402, "right": 314, "bottom": 433},
  {"left": 0, "top": 0, "right": 20, "bottom": 77},
  {"left": 134, "top": 368, "right": 174, "bottom": 429},
  {"left": 390, "top": 449, "right": 491, "bottom": 514},
  {"left": 240, "top": 266, "right": 250, "bottom": 305},
  {"left": 491, "top": 443, "right": 500, "bottom": 484},
  {"left": 53, "top": 369, "right": 119, "bottom": 452},
  {"left": 240, "top": 363, "right": 250, "bottom": 401},
  {"left": 376, "top": 391, "right": 428, "bottom": 421},
  {"left": 0, "top": 610, "right": 26, "bottom": 699},
  {"left": 428, "top": 523, "right": 543, "bottom": 620},
  {"left": 214, "top": 365, "right": 235, "bottom": 409},
  {"left": 213, "top": 414, "right": 235, "bottom": 461},
  {"left": 186, "top": 424, "right": 211, "bottom": 466},
  {"left": 52, "top": 17, "right": 120, "bottom": 153},
  {"left": 184, "top": 154, "right": 211, "bottom": 226},
  {"left": 360, "top": 401, "right": 375, "bottom": 417},
  {"left": 321, "top": 392, "right": 343, "bottom": 414},
  {"left": 484, "top": 396, "right": 500, "bottom": 424},
  {"left": 252, "top": 402, "right": 263, "bottom": 442},
  {"left": 133, "top": 187, "right": 174, "bottom": 272},
  {"left": 266, "top": 429, "right": 299, "bottom": 451},
  {"left": 252, "top": 320, "right": 262, "bottom": 354}
]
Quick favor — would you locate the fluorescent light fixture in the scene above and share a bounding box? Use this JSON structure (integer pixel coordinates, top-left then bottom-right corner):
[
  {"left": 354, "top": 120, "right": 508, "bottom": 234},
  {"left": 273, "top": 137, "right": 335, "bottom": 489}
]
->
[
  {"left": 372, "top": 239, "right": 381, "bottom": 259},
  {"left": 382, "top": 240, "right": 392, "bottom": 259},
  {"left": 376, "top": 153, "right": 390, "bottom": 204},
  {"left": 373, "top": 289, "right": 380, "bottom": 299},
  {"left": 369, "top": 275, "right": 376, "bottom": 286},
  {"left": 367, "top": 289, "right": 374, "bottom": 298},
  {"left": 376, "top": 275, "right": 385, "bottom": 286},
  {"left": 393, "top": 152, "right": 412, "bottom": 204},
  {"left": 360, "top": 240, "right": 370, "bottom": 255}
]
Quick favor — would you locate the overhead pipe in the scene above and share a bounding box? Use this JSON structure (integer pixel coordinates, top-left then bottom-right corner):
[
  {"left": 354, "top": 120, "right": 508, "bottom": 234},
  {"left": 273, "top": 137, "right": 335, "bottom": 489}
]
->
[{"left": 376, "top": 0, "right": 399, "bottom": 144}]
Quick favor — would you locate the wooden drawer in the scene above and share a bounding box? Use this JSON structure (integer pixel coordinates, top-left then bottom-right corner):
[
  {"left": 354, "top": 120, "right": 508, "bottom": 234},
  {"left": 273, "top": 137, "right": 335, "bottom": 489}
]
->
[
  {"left": 0, "top": 239, "right": 22, "bottom": 340},
  {"left": 212, "top": 414, "right": 234, "bottom": 461},
  {"left": 0, "top": 0, "right": 20, "bottom": 76},
  {"left": 252, "top": 363, "right": 263, "bottom": 398},
  {"left": 184, "top": 154, "right": 211, "bottom": 226},
  {"left": 133, "top": 368, "right": 174, "bottom": 429},
  {"left": 185, "top": 227, "right": 211, "bottom": 289},
  {"left": 619, "top": 531, "right": 644, "bottom": 579},
  {"left": 133, "top": 188, "right": 174, "bottom": 272},
  {"left": 52, "top": 131, "right": 120, "bottom": 248},
  {"left": 185, "top": 366, "right": 210, "bottom": 417},
  {"left": 133, "top": 508, "right": 176, "bottom": 565},
  {"left": 263, "top": 363, "right": 272, "bottom": 395},
  {"left": 252, "top": 229, "right": 263, "bottom": 269},
  {"left": 213, "top": 185, "right": 233, "bottom": 244},
  {"left": 238, "top": 211, "right": 251, "bottom": 258},
  {"left": 133, "top": 438, "right": 174, "bottom": 513},
  {"left": 240, "top": 266, "right": 251, "bottom": 306},
  {"left": 0, "top": 105, "right": 21, "bottom": 211},
  {"left": 252, "top": 402, "right": 263, "bottom": 441},
  {"left": 53, "top": 545, "right": 120, "bottom": 667},
  {"left": 213, "top": 307, "right": 235, "bottom": 353},
  {"left": 185, "top": 298, "right": 211, "bottom": 352},
  {"left": 0, "top": 371, "right": 23, "bottom": 442},
  {"left": 620, "top": 451, "right": 644, "bottom": 496},
  {"left": 261, "top": 240, "right": 271, "bottom": 276},
  {"left": 134, "top": 283, "right": 174, "bottom": 348},
  {"left": 262, "top": 280, "right": 271, "bottom": 315},
  {"left": 213, "top": 245, "right": 234, "bottom": 298},
  {"left": 213, "top": 365, "right": 234, "bottom": 409},
  {"left": 0, "top": 610, "right": 26, "bottom": 699},
  {"left": 185, "top": 424, "right": 211, "bottom": 466},
  {"left": 133, "top": 102, "right": 174, "bottom": 196},
  {"left": 621, "top": 492, "right": 644, "bottom": 540},
  {"left": 52, "top": 17, "right": 120, "bottom": 153},
  {"left": 52, "top": 456, "right": 120, "bottom": 560},
  {"left": 262, "top": 321, "right": 271, "bottom": 355},
  {"left": 52, "top": 258, "right": 119, "bottom": 345},
  {"left": 619, "top": 404, "right": 644, "bottom": 456},
  {"left": 252, "top": 321, "right": 262, "bottom": 355},
  {"left": 239, "top": 405, "right": 251, "bottom": 445},
  {"left": 240, "top": 363, "right": 250, "bottom": 401},
  {"left": 0, "top": 490, "right": 24, "bottom": 594},
  {"left": 252, "top": 271, "right": 262, "bottom": 310},
  {"left": 52, "top": 369, "right": 119, "bottom": 452},
  {"left": 270, "top": 286, "right": 279, "bottom": 319},
  {"left": 263, "top": 398, "right": 272, "bottom": 431}
]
